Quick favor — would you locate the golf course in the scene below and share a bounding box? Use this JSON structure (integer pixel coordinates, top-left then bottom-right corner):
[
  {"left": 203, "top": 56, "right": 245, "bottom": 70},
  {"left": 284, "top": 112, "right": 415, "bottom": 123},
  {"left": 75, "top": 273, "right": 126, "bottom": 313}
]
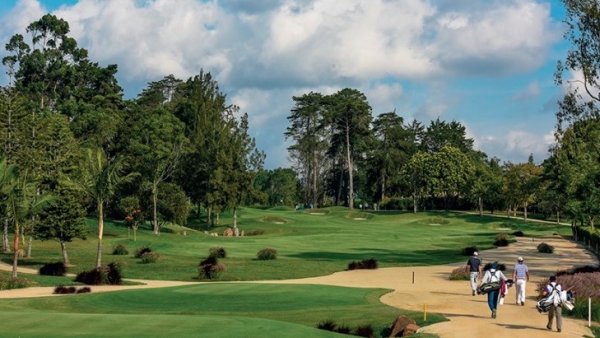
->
[{"left": 0, "top": 209, "right": 596, "bottom": 337}]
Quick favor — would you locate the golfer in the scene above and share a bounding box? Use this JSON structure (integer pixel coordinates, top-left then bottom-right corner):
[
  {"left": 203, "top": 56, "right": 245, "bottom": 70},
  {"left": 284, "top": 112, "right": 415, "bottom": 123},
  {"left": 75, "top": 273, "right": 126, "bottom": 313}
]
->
[
  {"left": 544, "top": 276, "right": 563, "bottom": 332},
  {"left": 465, "top": 251, "right": 482, "bottom": 296},
  {"left": 512, "top": 256, "right": 529, "bottom": 305},
  {"left": 481, "top": 262, "right": 507, "bottom": 319}
]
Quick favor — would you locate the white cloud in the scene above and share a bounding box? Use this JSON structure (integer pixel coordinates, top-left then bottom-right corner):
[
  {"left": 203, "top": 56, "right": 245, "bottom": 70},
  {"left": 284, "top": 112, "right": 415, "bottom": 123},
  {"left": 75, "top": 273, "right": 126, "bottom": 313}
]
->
[
  {"left": 0, "top": 0, "right": 563, "bottom": 167},
  {"left": 466, "top": 127, "right": 555, "bottom": 163},
  {"left": 365, "top": 83, "right": 404, "bottom": 115},
  {"left": 563, "top": 70, "right": 600, "bottom": 102},
  {"left": 432, "top": 1, "right": 559, "bottom": 76}
]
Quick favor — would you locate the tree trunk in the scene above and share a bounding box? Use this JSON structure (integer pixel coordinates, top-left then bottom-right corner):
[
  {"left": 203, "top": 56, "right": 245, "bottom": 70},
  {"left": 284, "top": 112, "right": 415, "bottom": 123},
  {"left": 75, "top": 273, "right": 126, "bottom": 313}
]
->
[
  {"left": 152, "top": 184, "right": 159, "bottom": 235},
  {"left": 208, "top": 206, "right": 213, "bottom": 227},
  {"left": 523, "top": 201, "right": 528, "bottom": 220},
  {"left": 133, "top": 226, "right": 137, "bottom": 242},
  {"left": 3, "top": 218, "right": 10, "bottom": 253},
  {"left": 26, "top": 236, "right": 32, "bottom": 258},
  {"left": 95, "top": 202, "right": 104, "bottom": 269},
  {"left": 60, "top": 240, "right": 70, "bottom": 266},
  {"left": 381, "top": 173, "right": 386, "bottom": 203},
  {"left": 345, "top": 121, "right": 354, "bottom": 210},
  {"left": 557, "top": 211, "right": 560, "bottom": 224},
  {"left": 413, "top": 192, "right": 417, "bottom": 213},
  {"left": 312, "top": 154, "right": 318, "bottom": 207},
  {"left": 478, "top": 196, "right": 483, "bottom": 216},
  {"left": 336, "top": 165, "right": 343, "bottom": 206},
  {"left": 216, "top": 213, "right": 220, "bottom": 225},
  {"left": 233, "top": 207, "right": 237, "bottom": 228},
  {"left": 11, "top": 221, "right": 19, "bottom": 279},
  {"left": 513, "top": 206, "right": 516, "bottom": 217}
]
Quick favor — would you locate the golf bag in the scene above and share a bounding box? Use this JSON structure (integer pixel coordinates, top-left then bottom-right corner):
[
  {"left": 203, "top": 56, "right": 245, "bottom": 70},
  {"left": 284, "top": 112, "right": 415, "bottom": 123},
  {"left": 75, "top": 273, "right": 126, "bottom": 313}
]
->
[{"left": 477, "top": 282, "right": 500, "bottom": 295}]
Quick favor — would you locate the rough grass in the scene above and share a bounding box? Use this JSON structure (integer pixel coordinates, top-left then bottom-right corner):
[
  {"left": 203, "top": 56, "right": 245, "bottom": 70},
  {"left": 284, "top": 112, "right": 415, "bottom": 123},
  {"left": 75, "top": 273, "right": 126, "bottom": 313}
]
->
[
  {"left": 0, "top": 283, "right": 445, "bottom": 338},
  {"left": 0, "top": 209, "right": 572, "bottom": 282}
]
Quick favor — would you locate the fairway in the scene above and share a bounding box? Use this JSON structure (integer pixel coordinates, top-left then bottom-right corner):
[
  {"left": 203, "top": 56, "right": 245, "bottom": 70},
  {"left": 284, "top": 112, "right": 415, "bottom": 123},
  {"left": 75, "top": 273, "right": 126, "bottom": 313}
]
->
[
  {"left": 1, "top": 209, "right": 570, "bottom": 281},
  {"left": 0, "top": 283, "right": 443, "bottom": 337}
]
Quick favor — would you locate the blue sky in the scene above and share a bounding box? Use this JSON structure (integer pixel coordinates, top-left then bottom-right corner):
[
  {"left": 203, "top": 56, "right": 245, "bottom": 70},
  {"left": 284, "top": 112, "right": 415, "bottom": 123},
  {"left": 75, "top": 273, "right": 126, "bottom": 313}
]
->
[{"left": 0, "top": 0, "right": 572, "bottom": 168}]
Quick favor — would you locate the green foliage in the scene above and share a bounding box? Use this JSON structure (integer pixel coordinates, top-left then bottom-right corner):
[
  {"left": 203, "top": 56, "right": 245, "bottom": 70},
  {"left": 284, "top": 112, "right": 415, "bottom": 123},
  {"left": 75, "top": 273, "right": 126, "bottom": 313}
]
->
[
  {"left": 39, "top": 262, "right": 67, "bottom": 276},
  {"left": 134, "top": 246, "right": 152, "bottom": 258},
  {"left": 112, "top": 244, "right": 128, "bottom": 255},
  {"left": 36, "top": 185, "right": 87, "bottom": 257},
  {"left": 537, "top": 242, "right": 554, "bottom": 254},
  {"left": 257, "top": 248, "right": 277, "bottom": 260},
  {"left": 208, "top": 247, "right": 227, "bottom": 258},
  {"left": 0, "top": 275, "right": 37, "bottom": 290},
  {"left": 256, "top": 248, "right": 277, "bottom": 261},
  {"left": 140, "top": 251, "right": 160, "bottom": 264},
  {"left": 157, "top": 182, "right": 191, "bottom": 226}
]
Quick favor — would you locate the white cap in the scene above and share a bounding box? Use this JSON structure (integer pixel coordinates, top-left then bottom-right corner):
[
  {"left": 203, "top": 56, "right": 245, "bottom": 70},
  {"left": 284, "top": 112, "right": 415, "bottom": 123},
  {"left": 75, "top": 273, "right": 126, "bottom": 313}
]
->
[
  {"left": 473, "top": 251, "right": 478, "bottom": 256},
  {"left": 517, "top": 256, "right": 523, "bottom": 261}
]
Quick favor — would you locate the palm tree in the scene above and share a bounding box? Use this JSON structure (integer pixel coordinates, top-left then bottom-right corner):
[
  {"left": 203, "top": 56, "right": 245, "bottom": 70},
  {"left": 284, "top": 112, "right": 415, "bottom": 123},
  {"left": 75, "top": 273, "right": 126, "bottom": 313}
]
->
[
  {"left": 73, "top": 148, "right": 124, "bottom": 268},
  {"left": 0, "top": 159, "right": 52, "bottom": 278}
]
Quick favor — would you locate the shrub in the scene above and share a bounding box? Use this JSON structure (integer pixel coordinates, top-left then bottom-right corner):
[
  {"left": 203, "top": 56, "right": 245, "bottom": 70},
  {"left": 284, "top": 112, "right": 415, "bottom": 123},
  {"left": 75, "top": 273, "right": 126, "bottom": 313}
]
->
[
  {"left": 140, "top": 251, "right": 160, "bottom": 264},
  {"left": 347, "top": 258, "right": 378, "bottom": 270},
  {"left": 569, "top": 297, "right": 600, "bottom": 322},
  {"left": 335, "top": 325, "right": 351, "bottom": 334},
  {"left": 39, "top": 262, "right": 67, "bottom": 276},
  {"left": 134, "top": 246, "right": 152, "bottom": 258},
  {"left": 54, "top": 285, "right": 77, "bottom": 294},
  {"left": 512, "top": 230, "right": 525, "bottom": 237},
  {"left": 494, "top": 233, "right": 510, "bottom": 247},
  {"left": 483, "top": 262, "right": 506, "bottom": 271},
  {"left": 54, "top": 286, "right": 92, "bottom": 294},
  {"left": 106, "top": 262, "right": 123, "bottom": 285},
  {"left": 198, "top": 256, "right": 226, "bottom": 280},
  {"left": 75, "top": 263, "right": 122, "bottom": 285},
  {"left": 461, "top": 246, "right": 478, "bottom": 256},
  {"left": 209, "top": 247, "right": 227, "bottom": 258},
  {"left": 257, "top": 248, "right": 277, "bottom": 260},
  {"left": 355, "top": 324, "right": 374, "bottom": 338},
  {"left": 556, "top": 265, "right": 600, "bottom": 276},
  {"left": 112, "top": 244, "right": 129, "bottom": 255},
  {"left": 316, "top": 320, "right": 337, "bottom": 331},
  {"left": 537, "top": 242, "right": 554, "bottom": 254},
  {"left": 449, "top": 267, "right": 470, "bottom": 280},
  {"left": 75, "top": 268, "right": 107, "bottom": 285},
  {"left": 0, "top": 276, "right": 36, "bottom": 290},
  {"left": 245, "top": 229, "right": 265, "bottom": 236}
]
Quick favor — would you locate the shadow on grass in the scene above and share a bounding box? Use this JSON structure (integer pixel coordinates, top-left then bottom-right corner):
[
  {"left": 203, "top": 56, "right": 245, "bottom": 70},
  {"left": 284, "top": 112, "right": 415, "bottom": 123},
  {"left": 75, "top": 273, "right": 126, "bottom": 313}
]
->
[{"left": 286, "top": 248, "right": 465, "bottom": 265}]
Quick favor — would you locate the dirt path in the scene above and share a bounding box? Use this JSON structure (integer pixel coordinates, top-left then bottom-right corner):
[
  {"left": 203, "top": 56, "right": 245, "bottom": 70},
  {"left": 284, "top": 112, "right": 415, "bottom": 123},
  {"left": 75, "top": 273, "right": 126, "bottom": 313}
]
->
[
  {"left": 264, "top": 236, "right": 598, "bottom": 338},
  {"left": 0, "top": 236, "right": 597, "bottom": 337}
]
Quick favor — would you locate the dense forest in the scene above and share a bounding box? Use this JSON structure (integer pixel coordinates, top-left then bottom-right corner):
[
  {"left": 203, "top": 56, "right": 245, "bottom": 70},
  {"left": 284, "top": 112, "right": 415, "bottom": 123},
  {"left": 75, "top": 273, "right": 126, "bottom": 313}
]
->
[{"left": 0, "top": 1, "right": 599, "bottom": 275}]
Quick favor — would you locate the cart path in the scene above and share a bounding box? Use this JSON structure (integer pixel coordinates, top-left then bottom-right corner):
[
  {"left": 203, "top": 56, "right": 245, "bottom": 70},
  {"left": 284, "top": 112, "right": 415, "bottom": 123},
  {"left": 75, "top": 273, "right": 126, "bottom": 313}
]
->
[{"left": 0, "top": 236, "right": 597, "bottom": 338}]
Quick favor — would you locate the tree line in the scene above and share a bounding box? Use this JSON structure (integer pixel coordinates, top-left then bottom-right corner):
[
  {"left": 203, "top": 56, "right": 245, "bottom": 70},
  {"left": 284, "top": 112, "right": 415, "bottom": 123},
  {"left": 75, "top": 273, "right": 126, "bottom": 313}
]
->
[
  {"left": 282, "top": 0, "right": 600, "bottom": 239},
  {"left": 0, "top": 15, "right": 263, "bottom": 276}
]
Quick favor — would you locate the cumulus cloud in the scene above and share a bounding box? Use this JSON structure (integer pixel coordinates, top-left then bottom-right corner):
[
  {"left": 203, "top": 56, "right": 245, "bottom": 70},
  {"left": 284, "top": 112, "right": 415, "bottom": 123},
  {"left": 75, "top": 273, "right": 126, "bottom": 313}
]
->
[
  {"left": 0, "top": 0, "right": 563, "bottom": 167},
  {"left": 475, "top": 129, "right": 555, "bottom": 163}
]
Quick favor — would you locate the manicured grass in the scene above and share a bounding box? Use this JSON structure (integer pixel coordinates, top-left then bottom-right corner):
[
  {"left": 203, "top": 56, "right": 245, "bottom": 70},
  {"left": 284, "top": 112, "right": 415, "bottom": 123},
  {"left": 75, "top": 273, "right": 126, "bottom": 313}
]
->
[
  {"left": 1, "top": 208, "right": 571, "bottom": 281},
  {"left": 0, "top": 283, "right": 444, "bottom": 337},
  {"left": 0, "top": 269, "right": 74, "bottom": 287}
]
